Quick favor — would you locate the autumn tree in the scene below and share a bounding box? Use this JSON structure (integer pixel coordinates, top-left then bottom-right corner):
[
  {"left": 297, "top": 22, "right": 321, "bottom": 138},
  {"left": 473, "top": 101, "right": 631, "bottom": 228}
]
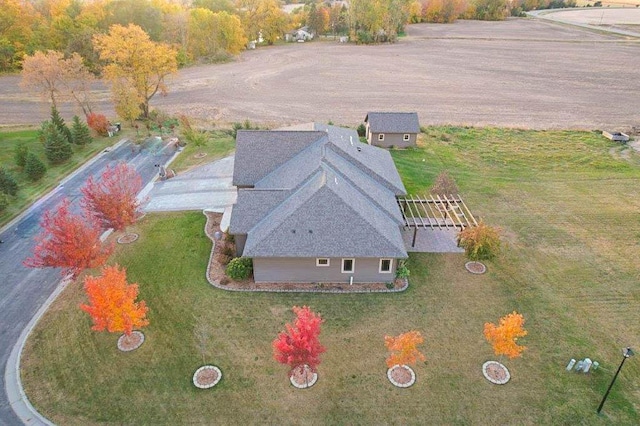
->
[
  {"left": 273, "top": 306, "right": 326, "bottom": 377},
  {"left": 93, "top": 24, "right": 178, "bottom": 119},
  {"left": 80, "top": 264, "right": 149, "bottom": 336},
  {"left": 457, "top": 221, "right": 501, "bottom": 262},
  {"left": 484, "top": 311, "right": 527, "bottom": 359},
  {"left": 385, "top": 330, "right": 426, "bottom": 368},
  {"left": 237, "top": 0, "right": 289, "bottom": 45},
  {"left": 20, "top": 50, "right": 67, "bottom": 108},
  {"left": 20, "top": 50, "right": 94, "bottom": 113},
  {"left": 24, "top": 198, "right": 113, "bottom": 277},
  {"left": 81, "top": 162, "right": 142, "bottom": 232},
  {"left": 187, "top": 8, "right": 247, "bottom": 59},
  {"left": 0, "top": 0, "right": 40, "bottom": 71}
]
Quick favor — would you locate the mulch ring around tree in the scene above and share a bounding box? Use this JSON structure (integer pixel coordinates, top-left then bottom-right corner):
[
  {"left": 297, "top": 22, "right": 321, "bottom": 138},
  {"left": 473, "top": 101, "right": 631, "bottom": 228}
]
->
[
  {"left": 117, "top": 233, "right": 139, "bottom": 244},
  {"left": 193, "top": 152, "right": 207, "bottom": 159},
  {"left": 290, "top": 365, "right": 318, "bottom": 389},
  {"left": 465, "top": 261, "right": 487, "bottom": 274},
  {"left": 387, "top": 364, "right": 416, "bottom": 388},
  {"left": 193, "top": 365, "right": 222, "bottom": 389},
  {"left": 117, "top": 331, "right": 145, "bottom": 352},
  {"left": 482, "top": 361, "right": 510, "bottom": 385}
]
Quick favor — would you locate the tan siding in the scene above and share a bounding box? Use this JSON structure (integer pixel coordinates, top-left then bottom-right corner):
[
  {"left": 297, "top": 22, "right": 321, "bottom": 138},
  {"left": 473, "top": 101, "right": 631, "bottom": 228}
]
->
[
  {"left": 372, "top": 133, "right": 417, "bottom": 148},
  {"left": 253, "top": 257, "right": 397, "bottom": 283}
]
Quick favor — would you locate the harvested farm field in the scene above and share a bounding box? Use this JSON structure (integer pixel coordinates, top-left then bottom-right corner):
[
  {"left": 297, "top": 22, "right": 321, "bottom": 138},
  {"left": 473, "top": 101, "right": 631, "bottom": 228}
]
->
[{"left": 0, "top": 16, "right": 639, "bottom": 130}]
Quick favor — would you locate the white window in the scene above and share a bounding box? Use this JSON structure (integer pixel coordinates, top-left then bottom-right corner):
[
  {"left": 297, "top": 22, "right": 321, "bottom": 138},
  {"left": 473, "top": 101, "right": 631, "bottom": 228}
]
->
[
  {"left": 403, "top": 134, "right": 410, "bottom": 141},
  {"left": 316, "top": 258, "right": 330, "bottom": 267},
  {"left": 341, "top": 258, "right": 355, "bottom": 273},
  {"left": 378, "top": 133, "right": 385, "bottom": 141},
  {"left": 379, "top": 258, "right": 393, "bottom": 273}
]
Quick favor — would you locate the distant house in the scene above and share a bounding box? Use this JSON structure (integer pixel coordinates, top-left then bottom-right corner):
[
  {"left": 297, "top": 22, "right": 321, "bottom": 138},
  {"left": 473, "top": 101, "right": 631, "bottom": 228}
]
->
[
  {"left": 285, "top": 26, "right": 313, "bottom": 42},
  {"left": 364, "top": 112, "right": 420, "bottom": 148},
  {"left": 229, "top": 124, "right": 408, "bottom": 284}
]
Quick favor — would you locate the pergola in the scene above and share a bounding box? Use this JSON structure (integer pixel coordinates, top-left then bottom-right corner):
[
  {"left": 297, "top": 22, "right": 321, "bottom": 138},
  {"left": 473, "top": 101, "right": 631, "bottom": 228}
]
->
[{"left": 397, "top": 194, "right": 478, "bottom": 247}]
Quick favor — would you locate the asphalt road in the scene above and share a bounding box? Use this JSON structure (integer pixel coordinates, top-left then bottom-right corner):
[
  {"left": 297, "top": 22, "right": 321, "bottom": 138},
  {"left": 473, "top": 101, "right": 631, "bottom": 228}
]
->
[{"left": 0, "top": 140, "right": 173, "bottom": 425}]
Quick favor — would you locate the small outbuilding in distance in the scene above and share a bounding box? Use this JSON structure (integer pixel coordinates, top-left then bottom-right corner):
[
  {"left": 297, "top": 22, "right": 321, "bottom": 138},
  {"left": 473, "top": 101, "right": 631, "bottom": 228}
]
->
[{"left": 364, "top": 112, "right": 420, "bottom": 148}]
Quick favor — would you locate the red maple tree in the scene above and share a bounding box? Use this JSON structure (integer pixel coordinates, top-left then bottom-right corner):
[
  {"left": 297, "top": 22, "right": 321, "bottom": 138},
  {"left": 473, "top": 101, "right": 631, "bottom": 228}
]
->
[
  {"left": 81, "top": 162, "right": 142, "bottom": 232},
  {"left": 273, "top": 306, "right": 326, "bottom": 377},
  {"left": 24, "top": 198, "right": 113, "bottom": 277},
  {"left": 80, "top": 264, "right": 149, "bottom": 335}
]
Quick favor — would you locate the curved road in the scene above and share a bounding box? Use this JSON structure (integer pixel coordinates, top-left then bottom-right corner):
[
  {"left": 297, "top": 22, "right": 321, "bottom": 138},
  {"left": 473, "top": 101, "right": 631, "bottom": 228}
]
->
[{"left": 0, "top": 141, "right": 173, "bottom": 425}]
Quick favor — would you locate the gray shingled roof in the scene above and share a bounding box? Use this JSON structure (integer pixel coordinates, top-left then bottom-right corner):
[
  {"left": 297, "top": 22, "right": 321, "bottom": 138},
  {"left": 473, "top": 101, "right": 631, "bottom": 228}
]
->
[
  {"left": 365, "top": 112, "right": 420, "bottom": 134},
  {"left": 231, "top": 124, "right": 408, "bottom": 259},
  {"left": 242, "top": 168, "right": 407, "bottom": 258},
  {"left": 233, "top": 131, "right": 325, "bottom": 187}
]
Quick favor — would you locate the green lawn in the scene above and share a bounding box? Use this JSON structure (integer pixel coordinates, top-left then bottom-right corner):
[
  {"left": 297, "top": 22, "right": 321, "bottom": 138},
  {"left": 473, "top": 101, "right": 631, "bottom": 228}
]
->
[
  {"left": 0, "top": 128, "right": 115, "bottom": 227},
  {"left": 21, "top": 128, "right": 640, "bottom": 424},
  {"left": 168, "top": 130, "right": 235, "bottom": 173}
]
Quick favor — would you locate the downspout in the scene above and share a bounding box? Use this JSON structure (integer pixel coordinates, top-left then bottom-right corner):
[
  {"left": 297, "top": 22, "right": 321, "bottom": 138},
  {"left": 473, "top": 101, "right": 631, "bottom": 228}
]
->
[{"left": 350, "top": 276, "right": 353, "bottom": 286}]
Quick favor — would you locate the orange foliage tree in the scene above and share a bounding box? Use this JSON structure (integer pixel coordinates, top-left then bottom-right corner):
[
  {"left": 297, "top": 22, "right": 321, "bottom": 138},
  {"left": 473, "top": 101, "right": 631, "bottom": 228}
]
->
[
  {"left": 484, "top": 311, "right": 527, "bottom": 359},
  {"left": 385, "top": 330, "right": 426, "bottom": 368},
  {"left": 81, "top": 162, "right": 142, "bottom": 232},
  {"left": 273, "top": 306, "right": 326, "bottom": 376},
  {"left": 24, "top": 198, "right": 113, "bottom": 277},
  {"left": 80, "top": 264, "right": 149, "bottom": 336}
]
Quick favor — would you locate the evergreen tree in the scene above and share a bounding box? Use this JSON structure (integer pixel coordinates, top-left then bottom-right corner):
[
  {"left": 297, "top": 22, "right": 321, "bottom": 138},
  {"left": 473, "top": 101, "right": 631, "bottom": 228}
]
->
[
  {"left": 51, "top": 106, "right": 73, "bottom": 145},
  {"left": 44, "top": 123, "right": 73, "bottom": 164},
  {"left": 71, "top": 115, "right": 93, "bottom": 146},
  {"left": 0, "top": 192, "right": 9, "bottom": 213},
  {"left": 37, "top": 120, "right": 51, "bottom": 144},
  {"left": 0, "top": 167, "right": 19, "bottom": 196},
  {"left": 14, "top": 144, "right": 29, "bottom": 168},
  {"left": 24, "top": 153, "right": 47, "bottom": 181}
]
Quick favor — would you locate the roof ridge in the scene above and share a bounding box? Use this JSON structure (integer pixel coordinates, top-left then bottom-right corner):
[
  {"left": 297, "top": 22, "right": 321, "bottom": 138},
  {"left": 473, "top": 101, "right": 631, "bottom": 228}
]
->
[{"left": 320, "top": 163, "right": 406, "bottom": 256}]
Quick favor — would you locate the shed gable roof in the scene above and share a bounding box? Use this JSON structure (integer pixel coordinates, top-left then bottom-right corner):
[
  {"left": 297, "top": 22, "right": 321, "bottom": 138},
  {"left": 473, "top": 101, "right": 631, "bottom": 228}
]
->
[{"left": 365, "top": 112, "right": 420, "bottom": 134}]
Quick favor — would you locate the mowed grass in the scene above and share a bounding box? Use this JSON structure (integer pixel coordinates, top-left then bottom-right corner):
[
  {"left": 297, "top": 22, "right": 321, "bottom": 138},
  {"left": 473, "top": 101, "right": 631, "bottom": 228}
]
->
[
  {"left": 168, "top": 130, "right": 235, "bottom": 173},
  {"left": 0, "top": 128, "right": 114, "bottom": 227},
  {"left": 22, "top": 128, "right": 640, "bottom": 424}
]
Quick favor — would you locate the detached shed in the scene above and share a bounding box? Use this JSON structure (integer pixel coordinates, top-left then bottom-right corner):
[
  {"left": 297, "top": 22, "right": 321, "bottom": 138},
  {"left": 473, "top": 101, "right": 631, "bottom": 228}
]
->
[{"left": 365, "top": 112, "right": 420, "bottom": 148}]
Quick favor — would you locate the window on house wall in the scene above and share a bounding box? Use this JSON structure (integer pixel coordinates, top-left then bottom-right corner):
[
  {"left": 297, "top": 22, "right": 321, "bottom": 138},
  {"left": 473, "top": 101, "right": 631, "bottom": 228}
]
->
[
  {"left": 342, "top": 258, "right": 355, "bottom": 273},
  {"left": 379, "top": 258, "right": 393, "bottom": 273},
  {"left": 378, "top": 133, "right": 384, "bottom": 141},
  {"left": 316, "top": 258, "right": 330, "bottom": 267},
  {"left": 403, "top": 134, "right": 410, "bottom": 141}
]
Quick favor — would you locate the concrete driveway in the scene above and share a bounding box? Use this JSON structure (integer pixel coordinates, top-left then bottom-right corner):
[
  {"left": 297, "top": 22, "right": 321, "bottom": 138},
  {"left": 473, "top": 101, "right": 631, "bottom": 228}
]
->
[{"left": 143, "top": 155, "right": 236, "bottom": 213}]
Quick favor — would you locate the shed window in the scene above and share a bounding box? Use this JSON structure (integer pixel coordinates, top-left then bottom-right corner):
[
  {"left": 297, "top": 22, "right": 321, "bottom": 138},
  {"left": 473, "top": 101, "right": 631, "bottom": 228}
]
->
[
  {"left": 378, "top": 134, "right": 385, "bottom": 141},
  {"left": 403, "top": 134, "right": 410, "bottom": 141},
  {"left": 316, "top": 258, "right": 330, "bottom": 267},
  {"left": 342, "top": 258, "right": 355, "bottom": 273},
  {"left": 379, "top": 258, "right": 393, "bottom": 273}
]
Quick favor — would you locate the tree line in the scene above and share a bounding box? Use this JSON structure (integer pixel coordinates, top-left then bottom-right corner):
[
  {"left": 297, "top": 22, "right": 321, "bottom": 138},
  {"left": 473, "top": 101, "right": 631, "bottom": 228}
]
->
[{"left": 1, "top": 0, "right": 582, "bottom": 74}]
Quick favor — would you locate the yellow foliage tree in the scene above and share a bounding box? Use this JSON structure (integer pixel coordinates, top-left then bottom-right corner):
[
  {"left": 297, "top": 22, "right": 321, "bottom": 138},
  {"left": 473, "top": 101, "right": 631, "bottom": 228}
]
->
[
  {"left": 385, "top": 330, "right": 426, "bottom": 368},
  {"left": 93, "top": 24, "right": 177, "bottom": 119},
  {"left": 484, "top": 311, "right": 527, "bottom": 359},
  {"left": 457, "top": 220, "right": 501, "bottom": 261}
]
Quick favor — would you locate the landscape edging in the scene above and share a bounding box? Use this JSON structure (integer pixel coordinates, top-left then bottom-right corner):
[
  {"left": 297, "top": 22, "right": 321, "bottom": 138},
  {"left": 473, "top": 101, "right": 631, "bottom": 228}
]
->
[{"left": 202, "top": 211, "right": 409, "bottom": 294}]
